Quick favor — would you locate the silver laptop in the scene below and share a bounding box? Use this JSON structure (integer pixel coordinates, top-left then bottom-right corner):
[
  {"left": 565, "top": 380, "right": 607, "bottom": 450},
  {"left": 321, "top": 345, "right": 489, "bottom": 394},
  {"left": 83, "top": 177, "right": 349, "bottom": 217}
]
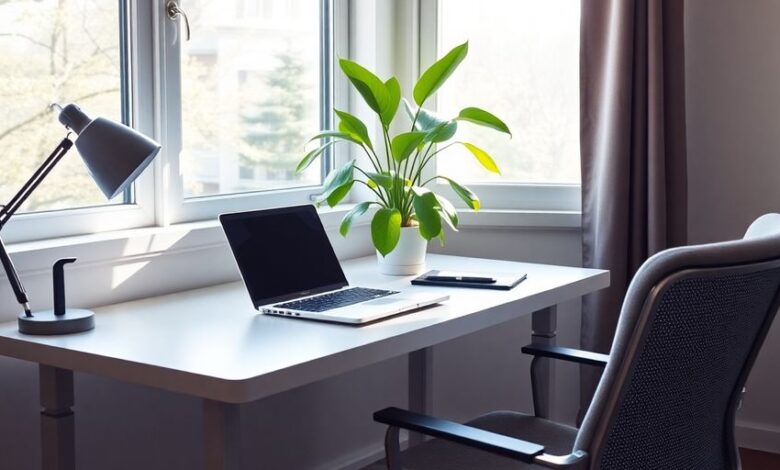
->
[{"left": 219, "top": 205, "right": 448, "bottom": 324}]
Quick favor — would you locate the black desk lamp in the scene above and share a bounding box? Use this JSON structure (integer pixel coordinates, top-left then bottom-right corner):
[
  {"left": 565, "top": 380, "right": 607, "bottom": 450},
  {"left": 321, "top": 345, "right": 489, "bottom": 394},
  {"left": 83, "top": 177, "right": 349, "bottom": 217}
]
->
[{"left": 0, "top": 103, "right": 161, "bottom": 335}]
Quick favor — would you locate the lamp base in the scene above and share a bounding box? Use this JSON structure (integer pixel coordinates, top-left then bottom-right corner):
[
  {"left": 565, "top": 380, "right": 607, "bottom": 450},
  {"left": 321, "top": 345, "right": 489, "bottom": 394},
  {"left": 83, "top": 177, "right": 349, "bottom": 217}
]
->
[{"left": 18, "top": 309, "right": 95, "bottom": 335}]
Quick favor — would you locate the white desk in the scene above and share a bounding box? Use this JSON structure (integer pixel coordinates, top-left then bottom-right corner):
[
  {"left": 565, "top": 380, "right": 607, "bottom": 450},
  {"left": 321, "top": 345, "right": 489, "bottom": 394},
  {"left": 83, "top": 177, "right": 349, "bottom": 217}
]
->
[{"left": 0, "top": 254, "right": 608, "bottom": 470}]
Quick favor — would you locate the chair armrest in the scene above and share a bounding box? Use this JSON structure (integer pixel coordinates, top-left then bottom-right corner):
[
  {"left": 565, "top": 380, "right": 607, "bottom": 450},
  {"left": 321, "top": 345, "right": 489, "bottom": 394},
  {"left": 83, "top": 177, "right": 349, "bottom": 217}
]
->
[
  {"left": 373, "top": 407, "right": 545, "bottom": 463},
  {"left": 522, "top": 344, "right": 608, "bottom": 367}
]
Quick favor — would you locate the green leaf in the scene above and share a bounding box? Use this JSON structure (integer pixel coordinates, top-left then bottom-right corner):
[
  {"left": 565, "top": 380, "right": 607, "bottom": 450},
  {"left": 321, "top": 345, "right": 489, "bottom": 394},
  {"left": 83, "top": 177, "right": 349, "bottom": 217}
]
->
[
  {"left": 435, "top": 194, "right": 459, "bottom": 231},
  {"left": 366, "top": 172, "right": 395, "bottom": 191},
  {"left": 339, "top": 202, "right": 374, "bottom": 236},
  {"left": 306, "top": 131, "right": 359, "bottom": 145},
  {"left": 381, "top": 77, "right": 401, "bottom": 127},
  {"left": 403, "top": 99, "right": 458, "bottom": 143},
  {"left": 412, "top": 187, "right": 442, "bottom": 241},
  {"left": 335, "top": 110, "right": 373, "bottom": 150},
  {"left": 297, "top": 140, "right": 338, "bottom": 173},
  {"left": 439, "top": 176, "right": 481, "bottom": 211},
  {"left": 366, "top": 171, "right": 411, "bottom": 193},
  {"left": 339, "top": 58, "right": 389, "bottom": 115},
  {"left": 326, "top": 181, "right": 354, "bottom": 207},
  {"left": 372, "top": 208, "right": 402, "bottom": 256},
  {"left": 426, "top": 121, "right": 458, "bottom": 143},
  {"left": 318, "top": 160, "right": 355, "bottom": 207},
  {"left": 436, "top": 226, "right": 446, "bottom": 246},
  {"left": 461, "top": 142, "right": 501, "bottom": 174},
  {"left": 457, "top": 107, "right": 512, "bottom": 136},
  {"left": 413, "top": 41, "right": 468, "bottom": 106},
  {"left": 391, "top": 132, "right": 427, "bottom": 162}
]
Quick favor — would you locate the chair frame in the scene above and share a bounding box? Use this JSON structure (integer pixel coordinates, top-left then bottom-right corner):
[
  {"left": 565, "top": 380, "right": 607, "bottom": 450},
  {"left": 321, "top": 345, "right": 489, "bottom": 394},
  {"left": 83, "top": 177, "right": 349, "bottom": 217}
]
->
[{"left": 374, "top": 256, "right": 780, "bottom": 470}]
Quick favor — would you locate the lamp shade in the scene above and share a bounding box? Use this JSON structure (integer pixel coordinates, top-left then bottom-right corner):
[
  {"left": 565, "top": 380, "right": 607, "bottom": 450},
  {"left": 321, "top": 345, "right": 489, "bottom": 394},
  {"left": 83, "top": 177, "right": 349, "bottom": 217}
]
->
[{"left": 58, "top": 104, "right": 161, "bottom": 200}]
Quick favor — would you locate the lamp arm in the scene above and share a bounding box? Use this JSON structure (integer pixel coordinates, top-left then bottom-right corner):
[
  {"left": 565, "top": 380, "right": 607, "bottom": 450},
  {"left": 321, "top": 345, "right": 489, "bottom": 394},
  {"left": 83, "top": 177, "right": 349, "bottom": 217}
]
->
[
  {"left": 0, "top": 237, "right": 30, "bottom": 315},
  {"left": 0, "top": 137, "right": 74, "bottom": 228},
  {"left": 0, "top": 137, "right": 75, "bottom": 316}
]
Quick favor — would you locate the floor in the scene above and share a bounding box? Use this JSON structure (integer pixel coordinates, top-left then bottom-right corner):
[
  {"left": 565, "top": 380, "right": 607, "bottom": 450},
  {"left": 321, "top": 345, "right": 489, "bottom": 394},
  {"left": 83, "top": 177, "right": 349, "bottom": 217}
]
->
[
  {"left": 364, "top": 447, "right": 780, "bottom": 469},
  {"left": 740, "top": 448, "right": 780, "bottom": 469}
]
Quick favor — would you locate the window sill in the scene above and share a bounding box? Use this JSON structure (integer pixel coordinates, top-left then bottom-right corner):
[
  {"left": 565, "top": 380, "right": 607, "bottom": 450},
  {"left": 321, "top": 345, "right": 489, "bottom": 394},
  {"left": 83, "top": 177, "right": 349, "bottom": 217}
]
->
[
  {"left": 5, "top": 207, "right": 581, "bottom": 273},
  {"left": 0, "top": 206, "right": 582, "bottom": 318},
  {"left": 456, "top": 209, "right": 581, "bottom": 230},
  {"left": 4, "top": 204, "right": 365, "bottom": 277}
]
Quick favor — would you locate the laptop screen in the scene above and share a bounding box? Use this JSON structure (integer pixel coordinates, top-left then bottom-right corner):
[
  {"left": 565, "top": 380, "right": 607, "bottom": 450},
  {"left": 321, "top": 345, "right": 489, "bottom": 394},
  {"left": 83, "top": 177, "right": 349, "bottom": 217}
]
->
[{"left": 220, "top": 205, "right": 348, "bottom": 307}]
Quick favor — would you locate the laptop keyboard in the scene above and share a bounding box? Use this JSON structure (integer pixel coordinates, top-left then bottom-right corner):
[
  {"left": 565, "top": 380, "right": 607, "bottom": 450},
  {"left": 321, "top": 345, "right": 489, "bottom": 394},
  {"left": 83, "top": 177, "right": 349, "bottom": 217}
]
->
[{"left": 274, "top": 287, "right": 398, "bottom": 313}]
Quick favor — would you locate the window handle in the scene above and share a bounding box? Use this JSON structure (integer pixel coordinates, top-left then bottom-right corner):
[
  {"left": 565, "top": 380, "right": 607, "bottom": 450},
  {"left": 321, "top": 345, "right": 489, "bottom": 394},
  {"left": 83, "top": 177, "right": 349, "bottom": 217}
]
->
[{"left": 166, "top": 1, "right": 191, "bottom": 41}]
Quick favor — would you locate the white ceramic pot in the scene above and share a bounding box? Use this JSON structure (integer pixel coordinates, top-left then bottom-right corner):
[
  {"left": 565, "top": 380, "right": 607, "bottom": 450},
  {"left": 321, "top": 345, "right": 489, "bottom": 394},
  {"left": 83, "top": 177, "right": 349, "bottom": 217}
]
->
[{"left": 377, "top": 226, "right": 428, "bottom": 275}]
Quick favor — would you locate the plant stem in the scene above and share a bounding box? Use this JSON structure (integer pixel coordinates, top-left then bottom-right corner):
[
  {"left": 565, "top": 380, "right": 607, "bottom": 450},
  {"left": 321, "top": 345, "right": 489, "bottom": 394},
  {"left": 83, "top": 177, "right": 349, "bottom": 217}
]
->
[
  {"left": 360, "top": 143, "right": 382, "bottom": 173},
  {"left": 407, "top": 142, "right": 432, "bottom": 185},
  {"left": 419, "top": 175, "right": 444, "bottom": 186},
  {"left": 398, "top": 145, "right": 419, "bottom": 216},
  {"left": 354, "top": 167, "right": 390, "bottom": 205},
  {"left": 382, "top": 126, "right": 401, "bottom": 211},
  {"left": 354, "top": 180, "right": 389, "bottom": 206},
  {"left": 381, "top": 126, "right": 392, "bottom": 174},
  {"left": 413, "top": 141, "right": 458, "bottom": 185},
  {"left": 410, "top": 106, "right": 421, "bottom": 132},
  {"left": 400, "top": 145, "right": 417, "bottom": 190}
]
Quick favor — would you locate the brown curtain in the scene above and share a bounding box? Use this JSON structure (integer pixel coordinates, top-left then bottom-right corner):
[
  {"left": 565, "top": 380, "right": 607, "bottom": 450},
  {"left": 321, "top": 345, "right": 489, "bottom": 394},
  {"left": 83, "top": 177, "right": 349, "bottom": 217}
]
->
[{"left": 579, "top": 0, "right": 688, "bottom": 420}]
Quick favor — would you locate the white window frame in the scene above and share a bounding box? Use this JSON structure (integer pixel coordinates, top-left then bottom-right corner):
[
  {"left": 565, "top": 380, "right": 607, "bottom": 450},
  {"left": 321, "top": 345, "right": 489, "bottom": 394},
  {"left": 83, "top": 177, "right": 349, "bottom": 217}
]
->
[
  {"left": 2, "top": 0, "right": 156, "bottom": 244},
  {"left": 2, "top": 0, "right": 579, "bottom": 247},
  {"left": 2, "top": 0, "right": 348, "bottom": 243},
  {"left": 155, "top": 0, "right": 350, "bottom": 225},
  {"left": 416, "top": 0, "right": 581, "bottom": 213}
]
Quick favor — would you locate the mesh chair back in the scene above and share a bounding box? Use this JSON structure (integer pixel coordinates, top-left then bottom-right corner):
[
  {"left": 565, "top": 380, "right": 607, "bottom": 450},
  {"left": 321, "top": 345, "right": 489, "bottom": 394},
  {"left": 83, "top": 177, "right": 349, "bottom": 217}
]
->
[{"left": 574, "top": 214, "right": 780, "bottom": 469}]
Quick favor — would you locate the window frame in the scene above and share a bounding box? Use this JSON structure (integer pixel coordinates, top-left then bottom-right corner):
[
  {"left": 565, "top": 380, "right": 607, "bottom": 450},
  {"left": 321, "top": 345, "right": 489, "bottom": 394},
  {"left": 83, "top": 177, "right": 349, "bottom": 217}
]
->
[
  {"left": 156, "top": 0, "right": 349, "bottom": 225},
  {"left": 417, "top": 0, "right": 581, "bottom": 213},
  {"left": 1, "top": 0, "right": 156, "bottom": 244},
  {"left": 2, "top": 0, "right": 348, "bottom": 243},
  {"left": 2, "top": 0, "right": 580, "bottom": 246}
]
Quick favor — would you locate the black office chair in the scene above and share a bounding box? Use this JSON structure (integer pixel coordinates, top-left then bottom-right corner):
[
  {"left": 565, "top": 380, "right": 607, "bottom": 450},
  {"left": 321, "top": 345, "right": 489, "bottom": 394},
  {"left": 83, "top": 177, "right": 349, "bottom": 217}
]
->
[{"left": 372, "top": 214, "right": 780, "bottom": 469}]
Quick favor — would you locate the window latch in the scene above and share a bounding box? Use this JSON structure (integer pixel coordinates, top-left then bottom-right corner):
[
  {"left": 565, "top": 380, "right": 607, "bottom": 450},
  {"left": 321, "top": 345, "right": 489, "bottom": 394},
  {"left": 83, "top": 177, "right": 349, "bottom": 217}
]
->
[{"left": 166, "top": 1, "right": 191, "bottom": 41}]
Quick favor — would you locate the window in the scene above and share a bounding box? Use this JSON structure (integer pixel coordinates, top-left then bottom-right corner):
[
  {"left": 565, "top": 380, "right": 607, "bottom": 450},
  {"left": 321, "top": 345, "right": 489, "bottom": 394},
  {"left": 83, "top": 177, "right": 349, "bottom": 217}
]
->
[
  {"left": 0, "top": 0, "right": 126, "bottom": 213},
  {"left": 1, "top": 0, "right": 575, "bottom": 246},
  {"left": 427, "top": 0, "right": 581, "bottom": 193},
  {"left": 0, "top": 0, "right": 342, "bottom": 242},
  {"left": 179, "top": 1, "right": 323, "bottom": 198},
  {"left": 163, "top": 0, "right": 339, "bottom": 223}
]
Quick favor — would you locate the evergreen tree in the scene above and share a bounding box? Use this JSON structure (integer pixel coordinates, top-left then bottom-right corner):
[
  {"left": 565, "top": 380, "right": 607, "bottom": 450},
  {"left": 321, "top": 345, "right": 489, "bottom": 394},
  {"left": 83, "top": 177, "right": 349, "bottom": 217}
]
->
[{"left": 241, "top": 51, "right": 308, "bottom": 176}]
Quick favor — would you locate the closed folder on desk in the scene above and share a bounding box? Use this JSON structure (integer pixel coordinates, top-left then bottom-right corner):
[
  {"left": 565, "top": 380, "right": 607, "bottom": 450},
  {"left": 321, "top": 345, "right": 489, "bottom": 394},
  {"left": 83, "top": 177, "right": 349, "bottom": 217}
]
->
[{"left": 412, "top": 270, "right": 527, "bottom": 290}]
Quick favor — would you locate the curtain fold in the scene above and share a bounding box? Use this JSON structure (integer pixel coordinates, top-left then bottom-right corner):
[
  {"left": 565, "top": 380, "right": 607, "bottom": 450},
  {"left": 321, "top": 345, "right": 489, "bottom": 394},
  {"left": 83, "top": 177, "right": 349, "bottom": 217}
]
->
[{"left": 579, "top": 0, "right": 688, "bottom": 421}]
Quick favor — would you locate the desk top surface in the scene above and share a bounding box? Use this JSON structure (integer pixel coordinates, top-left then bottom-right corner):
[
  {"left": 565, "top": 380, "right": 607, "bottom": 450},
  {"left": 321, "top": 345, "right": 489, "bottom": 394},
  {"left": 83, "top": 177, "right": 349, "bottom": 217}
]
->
[{"left": 0, "top": 254, "right": 608, "bottom": 403}]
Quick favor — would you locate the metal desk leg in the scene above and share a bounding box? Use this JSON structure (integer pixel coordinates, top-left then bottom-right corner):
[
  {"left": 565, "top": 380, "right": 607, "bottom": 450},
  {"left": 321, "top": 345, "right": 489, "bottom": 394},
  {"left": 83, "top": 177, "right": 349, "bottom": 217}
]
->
[
  {"left": 39, "top": 365, "right": 75, "bottom": 470},
  {"left": 408, "top": 347, "right": 433, "bottom": 448},
  {"left": 203, "top": 400, "right": 241, "bottom": 470},
  {"left": 530, "top": 306, "right": 558, "bottom": 419}
]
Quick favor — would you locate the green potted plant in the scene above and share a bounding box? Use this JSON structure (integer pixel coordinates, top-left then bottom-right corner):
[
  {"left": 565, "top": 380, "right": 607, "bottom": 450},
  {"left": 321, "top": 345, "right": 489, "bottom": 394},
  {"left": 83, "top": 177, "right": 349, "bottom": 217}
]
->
[{"left": 297, "top": 42, "right": 511, "bottom": 275}]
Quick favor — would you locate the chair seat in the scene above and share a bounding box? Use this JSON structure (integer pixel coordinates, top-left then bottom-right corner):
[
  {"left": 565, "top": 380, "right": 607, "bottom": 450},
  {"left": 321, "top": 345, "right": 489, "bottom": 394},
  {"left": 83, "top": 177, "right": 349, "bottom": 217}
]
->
[{"left": 364, "top": 411, "right": 577, "bottom": 470}]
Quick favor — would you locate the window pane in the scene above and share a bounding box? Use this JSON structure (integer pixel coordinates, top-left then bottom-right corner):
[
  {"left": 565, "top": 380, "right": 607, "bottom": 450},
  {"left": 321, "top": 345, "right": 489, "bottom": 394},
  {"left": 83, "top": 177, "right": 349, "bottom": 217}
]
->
[
  {"left": 181, "top": 0, "right": 323, "bottom": 198},
  {"left": 436, "top": 0, "right": 580, "bottom": 184},
  {"left": 0, "top": 0, "right": 124, "bottom": 212}
]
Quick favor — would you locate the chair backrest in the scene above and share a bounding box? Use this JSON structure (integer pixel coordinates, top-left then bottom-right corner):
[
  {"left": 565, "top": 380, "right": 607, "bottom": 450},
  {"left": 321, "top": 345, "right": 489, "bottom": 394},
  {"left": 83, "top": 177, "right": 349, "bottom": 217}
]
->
[{"left": 574, "top": 214, "right": 780, "bottom": 469}]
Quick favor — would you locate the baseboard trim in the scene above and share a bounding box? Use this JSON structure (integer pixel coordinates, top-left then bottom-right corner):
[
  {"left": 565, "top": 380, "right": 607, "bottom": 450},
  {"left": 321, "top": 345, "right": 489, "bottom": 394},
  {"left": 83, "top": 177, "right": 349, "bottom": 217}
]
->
[{"left": 737, "top": 420, "right": 780, "bottom": 454}]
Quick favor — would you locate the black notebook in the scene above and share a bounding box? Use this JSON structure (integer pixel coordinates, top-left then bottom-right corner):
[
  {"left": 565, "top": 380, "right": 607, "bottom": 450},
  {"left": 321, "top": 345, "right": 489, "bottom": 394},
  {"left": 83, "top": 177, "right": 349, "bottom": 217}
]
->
[{"left": 411, "top": 270, "right": 527, "bottom": 290}]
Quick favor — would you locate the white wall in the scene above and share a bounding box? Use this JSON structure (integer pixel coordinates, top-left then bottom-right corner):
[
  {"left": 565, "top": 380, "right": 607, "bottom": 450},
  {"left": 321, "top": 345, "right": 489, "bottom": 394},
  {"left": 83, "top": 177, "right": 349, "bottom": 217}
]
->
[{"left": 686, "top": 0, "right": 780, "bottom": 453}]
